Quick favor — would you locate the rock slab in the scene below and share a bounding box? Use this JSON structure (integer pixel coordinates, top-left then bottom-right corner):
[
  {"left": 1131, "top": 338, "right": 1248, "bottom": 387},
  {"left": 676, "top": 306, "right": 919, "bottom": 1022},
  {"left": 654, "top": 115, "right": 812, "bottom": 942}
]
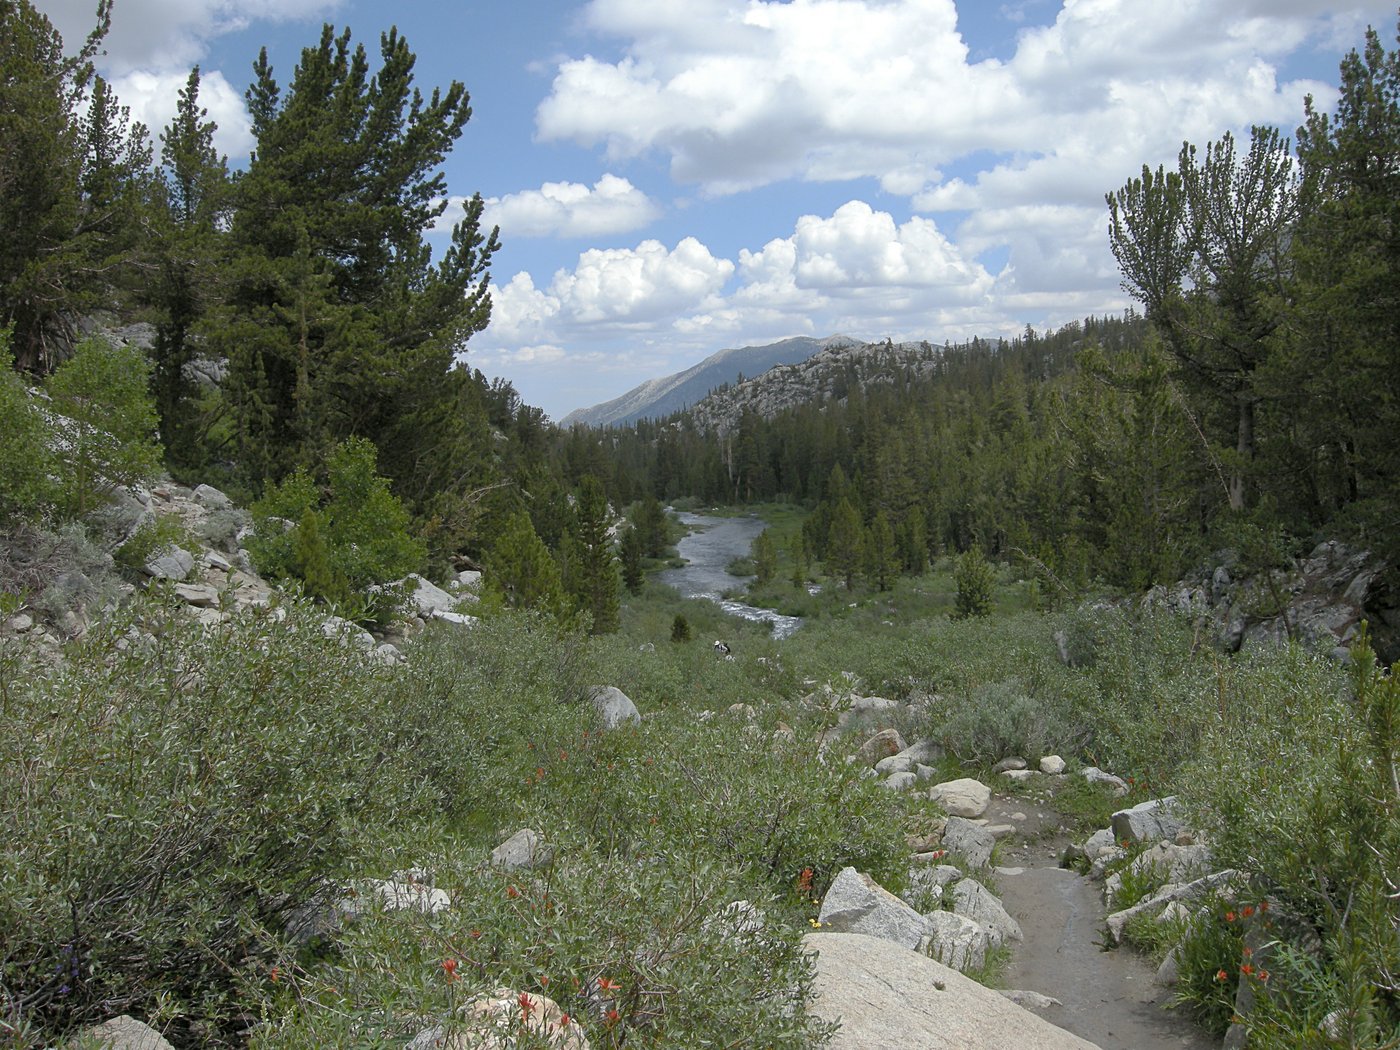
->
[
  {"left": 805, "top": 932, "right": 1101, "bottom": 1050},
  {"left": 818, "top": 867, "right": 930, "bottom": 950}
]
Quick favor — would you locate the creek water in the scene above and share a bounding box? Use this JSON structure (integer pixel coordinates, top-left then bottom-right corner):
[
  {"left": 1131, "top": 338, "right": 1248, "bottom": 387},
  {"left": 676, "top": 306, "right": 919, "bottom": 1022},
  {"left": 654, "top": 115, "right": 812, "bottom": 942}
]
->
[{"left": 657, "top": 511, "right": 802, "bottom": 639}]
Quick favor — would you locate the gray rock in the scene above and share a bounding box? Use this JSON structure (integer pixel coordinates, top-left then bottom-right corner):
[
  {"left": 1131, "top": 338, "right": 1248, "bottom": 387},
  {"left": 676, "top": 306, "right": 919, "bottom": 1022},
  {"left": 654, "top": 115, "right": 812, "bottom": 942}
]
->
[
  {"left": 174, "top": 582, "right": 220, "bottom": 608},
  {"left": 951, "top": 878, "right": 1023, "bottom": 945},
  {"left": 79, "top": 1015, "right": 175, "bottom": 1050},
  {"left": 873, "top": 754, "right": 914, "bottom": 775},
  {"left": 1105, "top": 841, "right": 1212, "bottom": 908},
  {"left": 144, "top": 546, "right": 194, "bottom": 580},
  {"left": 992, "top": 756, "right": 1027, "bottom": 773},
  {"left": 881, "top": 771, "right": 918, "bottom": 792},
  {"left": 1156, "top": 945, "right": 1180, "bottom": 986},
  {"left": 1111, "top": 796, "right": 1184, "bottom": 845},
  {"left": 396, "top": 573, "right": 458, "bottom": 617},
  {"left": 490, "top": 828, "right": 552, "bottom": 872},
  {"left": 588, "top": 686, "right": 640, "bottom": 730},
  {"left": 192, "top": 483, "right": 233, "bottom": 510},
  {"left": 1079, "top": 766, "right": 1130, "bottom": 796},
  {"left": 804, "top": 933, "right": 1098, "bottom": 1050},
  {"left": 853, "top": 727, "right": 907, "bottom": 766},
  {"left": 1062, "top": 827, "right": 1117, "bottom": 870},
  {"left": 928, "top": 777, "right": 991, "bottom": 818},
  {"left": 818, "top": 867, "right": 931, "bottom": 950},
  {"left": 1000, "top": 768, "right": 1037, "bottom": 783},
  {"left": 1039, "top": 754, "right": 1067, "bottom": 775},
  {"left": 942, "top": 816, "right": 997, "bottom": 869},
  {"left": 919, "top": 910, "right": 994, "bottom": 972},
  {"left": 1104, "top": 870, "right": 1239, "bottom": 945}
]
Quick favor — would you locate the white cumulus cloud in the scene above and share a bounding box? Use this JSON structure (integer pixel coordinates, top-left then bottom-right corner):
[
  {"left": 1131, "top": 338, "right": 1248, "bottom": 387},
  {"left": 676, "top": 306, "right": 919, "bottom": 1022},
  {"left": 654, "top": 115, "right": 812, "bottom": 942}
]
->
[
  {"left": 43, "top": 0, "right": 343, "bottom": 75},
  {"left": 536, "top": 0, "right": 1386, "bottom": 201},
  {"left": 482, "top": 175, "right": 662, "bottom": 238}
]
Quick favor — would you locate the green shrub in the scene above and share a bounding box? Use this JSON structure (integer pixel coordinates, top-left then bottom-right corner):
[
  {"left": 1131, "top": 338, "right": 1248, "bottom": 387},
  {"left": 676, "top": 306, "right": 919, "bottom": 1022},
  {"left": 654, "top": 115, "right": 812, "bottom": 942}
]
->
[
  {"left": 247, "top": 437, "right": 426, "bottom": 614},
  {"left": 670, "top": 614, "right": 691, "bottom": 643},
  {"left": 251, "top": 847, "right": 836, "bottom": 1049},
  {"left": 44, "top": 337, "right": 162, "bottom": 521},
  {"left": 0, "top": 333, "right": 57, "bottom": 525},
  {"left": 926, "top": 678, "right": 1085, "bottom": 765},
  {"left": 0, "top": 598, "right": 432, "bottom": 1044}
]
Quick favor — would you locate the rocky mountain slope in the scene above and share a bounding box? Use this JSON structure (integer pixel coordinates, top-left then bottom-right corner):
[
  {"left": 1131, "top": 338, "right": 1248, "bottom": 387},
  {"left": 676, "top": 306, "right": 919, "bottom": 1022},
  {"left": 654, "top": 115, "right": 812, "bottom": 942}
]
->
[
  {"left": 687, "top": 338, "right": 942, "bottom": 434},
  {"left": 560, "top": 335, "right": 861, "bottom": 428}
]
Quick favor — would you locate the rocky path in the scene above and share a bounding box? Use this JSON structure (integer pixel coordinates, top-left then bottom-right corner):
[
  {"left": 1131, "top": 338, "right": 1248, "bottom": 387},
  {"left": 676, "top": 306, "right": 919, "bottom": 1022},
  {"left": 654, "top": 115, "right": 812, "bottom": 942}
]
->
[{"left": 987, "top": 796, "right": 1216, "bottom": 1050}]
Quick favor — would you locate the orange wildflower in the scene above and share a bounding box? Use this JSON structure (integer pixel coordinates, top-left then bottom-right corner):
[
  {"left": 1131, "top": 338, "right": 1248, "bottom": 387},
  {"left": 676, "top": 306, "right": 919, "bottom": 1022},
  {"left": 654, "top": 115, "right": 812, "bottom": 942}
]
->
[
  {"left": 1216, "top": 969, "right": 1228, "bottom": 982},
  {"left": 598, "top": 977, "right": 621, "bottom": 993},
  {"left": 441, "top": 958, "right": 459, "bottom": 982},
  {"left": 1225, "top": 910, "right": 1236, "bottom": 922},
  {"left": 518, "top": 992, "right": 534, "bottom": 1019}
]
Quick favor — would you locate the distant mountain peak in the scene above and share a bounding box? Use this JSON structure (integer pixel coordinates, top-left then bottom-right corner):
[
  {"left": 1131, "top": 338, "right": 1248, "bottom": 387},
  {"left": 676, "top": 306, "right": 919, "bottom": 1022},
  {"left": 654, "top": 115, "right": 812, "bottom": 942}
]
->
[
  {"left": 560, "top": 335, "right": 853, "bottom": 428},
  {"left": 688, "top": 338, "right": 943, "bottom": 434}
]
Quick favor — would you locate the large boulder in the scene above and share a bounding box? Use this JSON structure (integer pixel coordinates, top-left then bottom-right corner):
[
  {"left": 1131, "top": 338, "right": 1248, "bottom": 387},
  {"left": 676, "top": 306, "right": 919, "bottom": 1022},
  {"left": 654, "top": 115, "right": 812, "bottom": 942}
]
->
[
  {"left": 853, "top": 727, "right": 906, "bottom": 766},
  {"left": 491, "top": 828, "right": 552, "bottom": 872},
  {"left": 920, "top": 910, "right": 995, "bottom": 972},
  {"left": 928, "top": 777, "right": 991, "bottom": 818},
  {"left": 588, "top": 686, "right": 640, "bottom": 730},
  {"left": 143, "top": 546, "right": 195, "bottom": 581},
  {"left": 951, "top": 878, "right": 1023, "bottom": 945},
  {"left": 804, "top": 933, "right": 1100, "bottom": 1049},
  {"left": 77, "top": 1016, "right": 175, "bottom": 1050},
  {"left": 1111, "top": 797, "right": 1184, "bottom": 846},
  {"left": 942, "top": 817, "right": 997, "bottom": 869},
  {"left": 818, "top": 867, "right": 931, "bottom": 950}
]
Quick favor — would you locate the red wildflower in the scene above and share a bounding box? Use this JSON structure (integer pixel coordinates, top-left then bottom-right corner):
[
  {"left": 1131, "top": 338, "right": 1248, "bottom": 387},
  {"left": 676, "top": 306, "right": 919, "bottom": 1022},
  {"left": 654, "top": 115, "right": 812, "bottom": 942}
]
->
[
  {"left": 1258, "top": 970, "right": 1269, "bottom": 983},
  {"left": 518, "top": 992, "right": 534, "bottom": 1019},
  {"left": 1216, "top": 969, "right": 1228, "bottom": 982},
  {"left": 269, "top": 966, "right": 280, "bottom": 983},
  {"left": 1242, "top": 964, "right": 1254, "bottom": 977},
  {"left": 1259, "top": 900, "right": 1269, "bottom": 913},
  {"left": 469, "top": 929, "right": 481, "bottom": 939},
  {"left": 1242, "top": 905, "right": 1255, "bottom": 918},
  {"left": 1225, "top": 910, "right": 1236, "bottom": 923},
  {"left": 797, "top": 867, "right": 814, "bottom": 893},
  {"left": 441, "top": 958, "right": 459, "bottom": 982},
  {"left": 559, "top": 750, "right": 568, "bottom": 761},
  {"left": 605, "top": 1008, "right": 621, "bottom": 1026},
  {"left": 598, "top": 977, "right": 621, "bottom": 993},
  {"left": 507, "top": 884, "right": 520, "bottom": 899}
]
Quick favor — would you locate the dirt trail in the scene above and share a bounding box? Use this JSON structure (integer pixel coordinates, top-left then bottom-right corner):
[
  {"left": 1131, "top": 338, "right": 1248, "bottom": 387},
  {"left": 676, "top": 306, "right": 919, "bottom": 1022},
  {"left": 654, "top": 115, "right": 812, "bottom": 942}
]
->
[{"left": 985, "top": 794, "right": 1217, "bottom": 1050}]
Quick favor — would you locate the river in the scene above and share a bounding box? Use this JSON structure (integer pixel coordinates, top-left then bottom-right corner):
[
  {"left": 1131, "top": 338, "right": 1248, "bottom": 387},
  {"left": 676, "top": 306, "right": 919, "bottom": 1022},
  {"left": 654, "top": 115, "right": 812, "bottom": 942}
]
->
[{"left": 657, "top": 511, "right": 803, "bottom": 639}]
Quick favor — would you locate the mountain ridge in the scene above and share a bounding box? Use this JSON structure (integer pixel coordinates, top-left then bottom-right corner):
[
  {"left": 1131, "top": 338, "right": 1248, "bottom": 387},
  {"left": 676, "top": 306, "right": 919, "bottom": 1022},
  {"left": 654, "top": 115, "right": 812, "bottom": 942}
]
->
[{"left": 560, "top": 334, "right": 861, "bottom": 427}]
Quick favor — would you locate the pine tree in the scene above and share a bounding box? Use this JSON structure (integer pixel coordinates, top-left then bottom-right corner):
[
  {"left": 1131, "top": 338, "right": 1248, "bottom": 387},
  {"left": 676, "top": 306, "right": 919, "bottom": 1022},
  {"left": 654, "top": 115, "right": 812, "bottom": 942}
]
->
[
  {"left": 752, "top": 529, "right": 778, "bottom": 586},
  {"left": 789, "top": 533, "right": 808, "bottom": 589},
  {"left": 1108, "top": 126, "right": 1297, "bottom": 512},
  {"left": 213, "top": 24, "right": 500, "bottom": 495},
  {"left": 620, "top": 524, "right": 644, "bottom": 595},
  {"left": 0, "top": 0, "right": 117, "bottom": 371},
  {"left": 865, "top": 510, "right": 899, "bottom": 591},
  {"left": 149, "top": 66, "right": 229, "bottom": 465},
  {"left": 825, "top": 498, "right": 865, "bottom": 591},
  {"left": 952, "top": 545, "right": 995, "bottom": 619},
  {"left": 489, "top": 510, "right": 564, "bottom": 613},
  {"left": 567, "top": 475, "right": 620, "bottom": 634}
]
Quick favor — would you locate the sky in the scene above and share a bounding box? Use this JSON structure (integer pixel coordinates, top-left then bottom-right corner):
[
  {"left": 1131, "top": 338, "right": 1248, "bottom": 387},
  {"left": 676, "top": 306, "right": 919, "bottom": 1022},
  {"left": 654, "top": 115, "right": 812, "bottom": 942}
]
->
[{"left": 39, "top": 0, "right": 1398, "bottom": 420}]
